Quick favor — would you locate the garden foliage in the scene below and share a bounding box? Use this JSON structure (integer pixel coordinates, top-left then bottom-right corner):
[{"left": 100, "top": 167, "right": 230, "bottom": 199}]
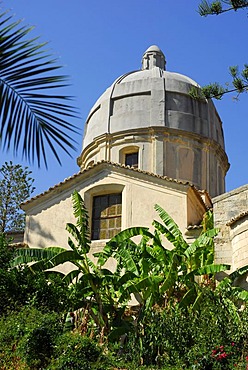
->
[{"left": 2, "top": 191, "right": 248, "bottom": 368}]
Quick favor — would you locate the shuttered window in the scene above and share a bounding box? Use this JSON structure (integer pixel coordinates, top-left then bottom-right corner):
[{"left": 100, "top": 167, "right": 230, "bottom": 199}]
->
[{"left": 91, "top": 193, "right": 122, "bottom": 240}]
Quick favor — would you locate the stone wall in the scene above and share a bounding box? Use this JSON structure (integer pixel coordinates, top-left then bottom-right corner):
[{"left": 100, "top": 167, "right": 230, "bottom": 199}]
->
[{"left": 213, "top": 184, "right": 248, "bottom": 271}]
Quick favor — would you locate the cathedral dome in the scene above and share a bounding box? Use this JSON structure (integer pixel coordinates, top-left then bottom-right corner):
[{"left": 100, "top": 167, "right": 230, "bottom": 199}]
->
[{"left": 78, "top": 46, "right": 229, "bottom": 197}]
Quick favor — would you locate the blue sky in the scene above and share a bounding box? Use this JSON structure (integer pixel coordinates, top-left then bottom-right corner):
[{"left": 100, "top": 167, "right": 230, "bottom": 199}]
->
[{"left": 2, "top": 0, "right": 248, "bottom": 196}]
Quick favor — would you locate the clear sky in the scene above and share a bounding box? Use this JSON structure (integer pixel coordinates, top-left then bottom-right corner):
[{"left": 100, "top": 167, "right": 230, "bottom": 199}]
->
[{"left": 2, "top": 0, "right": 248, "bottom": 196}]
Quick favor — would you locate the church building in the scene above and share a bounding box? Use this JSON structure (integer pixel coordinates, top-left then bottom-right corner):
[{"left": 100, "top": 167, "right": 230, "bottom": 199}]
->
[{"left": 22, "top": 46, "right": 248, "bottom": 272}]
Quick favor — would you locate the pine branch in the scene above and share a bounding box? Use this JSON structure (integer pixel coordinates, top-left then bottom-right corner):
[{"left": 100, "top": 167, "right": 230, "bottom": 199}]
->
[
  {"left": 198, "top": 0, "right": 248, "bottom": 16},
  {"left": 189, "top": 64, "right": 248, "bottom": 100}
]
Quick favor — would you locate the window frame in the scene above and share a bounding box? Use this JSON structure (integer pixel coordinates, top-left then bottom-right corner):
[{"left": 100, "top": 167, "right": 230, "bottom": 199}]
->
[
  {"left": 125, "top": 152, "right": 138, "bottom": 168},
  {"left": 91, "top": 193, "right": 122, "bottom": 240},
  {"left": 84, "top": 184, "right": 125, "bottom": 242},
  {"left": 120, "top": 145, "right": 140, "bottom": 169}
]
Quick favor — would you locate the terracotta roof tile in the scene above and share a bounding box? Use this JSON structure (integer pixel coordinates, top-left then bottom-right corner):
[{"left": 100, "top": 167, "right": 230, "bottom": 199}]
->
[
  {"left": 226, "top": 211, "right": 248, "bottom": 226},
  {"left": 187, "top": 224, "right": 203, "bottom": 230},
  {"left": 22, "top": 160, "right": 206, "bottom": 206}
]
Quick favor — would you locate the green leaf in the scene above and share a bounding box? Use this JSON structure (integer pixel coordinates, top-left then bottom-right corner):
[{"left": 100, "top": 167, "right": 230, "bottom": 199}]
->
[
  {"left": 108, "top": 323, "right": 134, "bottom": 341},
  {"left": 0, "top": 8, "right": 79, "bottom": 166},
  {"left": 233, "top": 289, "right": 248, "bottom": 301},
  {"left": 11, "top": 246, "right": 66, "bottom": 267},
  {"left": 98, "top": 227, "right": 151, "bottom": 266},
  {"left": 191, "top": 291, "right": 204, "bottom": 312},
  {"left": 66, "top": 191, "right": 91, "bottom": 254},
  {"left": 179, "top": 286, "right": 197, "bottom": 309},
  {"left": 194, "top": 264, "right": 230, "bottom": 276},
  {"left": 154, "top": 204, "right": 188, "bottom": 250},
  {"left": 159, "top": 253, "right": 179, "bottom": 294},
  {"left": 116, "top": 248, "right": 139, "bottom": 275},
  {"left": 229, "top": 264, "right": 248, "bottom": 282}
]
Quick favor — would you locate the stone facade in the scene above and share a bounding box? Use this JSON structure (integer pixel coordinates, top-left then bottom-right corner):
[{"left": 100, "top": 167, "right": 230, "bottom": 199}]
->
[
  {"left": 23, "top": 162, "right": 207, "bottom": 263},
  {"left": 213, "top": 184, "right": 248, "bottom": 272},
  {"left": 22, "top": 45, "right": 247, "bottom": 276}
]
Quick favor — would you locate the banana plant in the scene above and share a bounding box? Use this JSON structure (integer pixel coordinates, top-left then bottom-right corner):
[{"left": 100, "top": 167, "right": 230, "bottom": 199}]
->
[
  {"left": 12, "top": 191, "right": 106, "bottom": 336},
  {"left": 98, "top": 205, "right": 230, "bottom": 313},
  {"left": 12, "top": 192, "right": 243, "bottom": 342},
  {"left": 12, "top": 191, "right": 148, "bottom": 340},
  {"left": 153, "top": 205, "right": 231, "bottom": 309}
]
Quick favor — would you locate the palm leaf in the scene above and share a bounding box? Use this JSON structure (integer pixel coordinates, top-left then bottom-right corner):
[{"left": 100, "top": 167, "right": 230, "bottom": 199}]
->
[
  {"left": 97, "top": 226, "right": 151, "bottom": 266},
  {"left": 63, "top": 269, "right": 82, "bottom": 285},
  {"left": 48, "top": 249, "right": 84, "bottom": 267},
  {"left": 0, "top": 9, "right": 79, "bottom": 166},
  {"left": 120, "top": 275, "right": 163, "bottom": 303},
  {"left": 67, "top": 191, "right": 91, "bottom": 254},
  {"left": 191, "top": 291, "right": 204, "bottom": 312},
  {"left": 28, "top": 259, "right": 56, "bottom": 273},
  {"left": 179, "top": 286, "right": 197, "bottom": 309},
  {"left": 184, "top": 231, "right": 217, "bottom": 259},
  {"left": 118, "top": 271, "right": 138, "bottom": 286},
  {"left": 12, "top": 246, "right": 84, "bottom": 273},
  {"left": 193, "top": 263, "right": 230, "bottom": 276},
  {"left": 115, "top": 248, "right": 139, "bottom": 275},
  {"left": 154, "top": 204, "right": 188, "bottom": 250},
  {"left": 44, "top": 270, "right": 65, "bottom": 279},
  {"left": 159, "top": 253, "right": 179, "bottom": 294},
  {"left": 11, "top": 246, "right": 66, "bottom": 267},
  {"left": 229, "top": 264, "right": 248, "bottom": 282}
]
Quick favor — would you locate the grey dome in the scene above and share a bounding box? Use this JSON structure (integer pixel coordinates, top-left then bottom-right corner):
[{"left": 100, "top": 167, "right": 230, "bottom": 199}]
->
[
  {"left": 81, "top": 52, "right": 216, "bottom": 150},
  {"left": 78, "top": 46, "right": 229, "bottom": 197}
]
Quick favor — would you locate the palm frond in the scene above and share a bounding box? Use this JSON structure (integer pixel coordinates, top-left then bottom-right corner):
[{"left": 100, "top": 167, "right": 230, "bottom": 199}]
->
[
  {"left": 63, "top": 269, "right": 82, "bottom": 285},
  {"left": 66, "top": 191, "right": 91, "bottom": 254},
  {"left": 194, "top": 263, "right": 230, "bottom": 276},
  {"left": 97, "top": 226, "right": 151, "bottom": 266},
  {"left": 0, "top": 9, "right": 80, "bottom": 166},
  {"left": 229, "top": 264, "right": 248, "bottom": 282},
  {"left": 11, "top": 246, "right": 66, "bottom": 267},
  {"left": 179, "top": 286, "right": 197, "bottom": 309},
  {"left": 154, "top": 204, "right": 188, "bottom": 250},
  {"left": 159, "top": 253, "right": 179, "bottom": 294}
]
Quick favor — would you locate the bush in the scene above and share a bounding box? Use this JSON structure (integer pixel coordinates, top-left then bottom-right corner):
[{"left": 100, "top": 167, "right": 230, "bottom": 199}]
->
[
  {"left": 0, "top": 267, "right": 72, "bottom": 315},
  {"left": 49, "top": 332, "right": 102, "bottom": 370},
  {"left": 0, "top": 234, "right": 72, "bottom": 316},
  {"left": 119, "top": 290, "right": 248, "bottom": 369},
  {"left": 0, "top": 307, "right": 63, "bottom": 369}
]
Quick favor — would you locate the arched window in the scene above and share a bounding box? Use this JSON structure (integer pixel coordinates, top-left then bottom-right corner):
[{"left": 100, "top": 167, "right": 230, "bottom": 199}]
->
[
  {"left": 91, "top": 193, "right": 122, "bottom": 240},
  {"left": 120, "top": 146, "right": 139, "bottom": 168}
]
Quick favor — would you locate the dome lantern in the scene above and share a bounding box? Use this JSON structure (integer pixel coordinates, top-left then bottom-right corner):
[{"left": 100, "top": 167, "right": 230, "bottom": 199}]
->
[{"left": 142, "top": 45, "right": 166, "bottom": 70}]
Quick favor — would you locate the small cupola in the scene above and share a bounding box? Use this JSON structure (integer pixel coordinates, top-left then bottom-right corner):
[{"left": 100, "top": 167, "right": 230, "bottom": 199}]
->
[{"left": 142, "top": 45, "right": 166, "bottom": 70}]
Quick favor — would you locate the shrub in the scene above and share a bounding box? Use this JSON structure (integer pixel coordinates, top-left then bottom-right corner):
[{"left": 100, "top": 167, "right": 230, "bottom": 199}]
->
[
  {"left": 0, "top": 234, "right": 72, "bottom": 316},
  {"left": 0, "top": 307, "right": 63, "bottom": 369},
  {"left": 119, "top": 289, "right": 248, "bottom": 369},
  {"left": 49, "top": 332, "right": 102, "bottom": 370}
]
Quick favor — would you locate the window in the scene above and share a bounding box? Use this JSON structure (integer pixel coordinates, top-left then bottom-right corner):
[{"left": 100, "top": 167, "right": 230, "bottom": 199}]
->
[
  {"left": 91, "top": 193, "right": 122, "bottom": 240},
  {"left": 120, "top": 146, "right": 140, "bottom": 168},
  {"left": 125, "top": 152, "right": 138, "bottom": 168}
]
